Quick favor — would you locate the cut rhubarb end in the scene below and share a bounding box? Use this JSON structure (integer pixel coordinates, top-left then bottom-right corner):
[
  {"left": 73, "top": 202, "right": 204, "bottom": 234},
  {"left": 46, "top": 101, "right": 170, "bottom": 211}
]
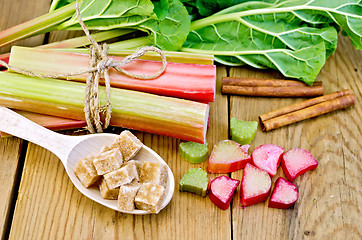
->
[
  {"left": 282, "top": 148, "right": 318, "bottom": 182},
  {"left": 241, "top": 163, "right": 272, "bottom": 207},
  {"left": 208, "top": 140, "right": 251, "bottom": 173},
  {"left": 268, "top": 177, "right": 299, "bottom": 209},
  {"left": 251, "top": 144, "right": 284, "bottom": 177},
  {"left": 208, "top": 176, "right": 240, "bottom": 210}
]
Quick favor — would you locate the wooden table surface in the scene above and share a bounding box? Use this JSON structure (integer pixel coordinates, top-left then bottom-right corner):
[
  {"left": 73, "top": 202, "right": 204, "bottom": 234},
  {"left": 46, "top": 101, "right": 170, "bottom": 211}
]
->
[{"left": 0, "top": 1, "right": 361, "bottom": 240}]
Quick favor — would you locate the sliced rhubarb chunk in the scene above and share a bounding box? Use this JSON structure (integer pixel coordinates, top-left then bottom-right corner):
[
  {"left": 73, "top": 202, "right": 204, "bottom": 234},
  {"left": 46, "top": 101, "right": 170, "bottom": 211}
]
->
[
  {"left": 208, "top": 140, "right": 251, "bottom": 173},
  {"left": 268, "top": 177, "right": 299, "bottom": 209},
  {"left": 179, "top": 168, "right": 209, "bottom": 197},
  {"left": 208, "top": 176, "right": 240, "bottom": 210},
  {"left": 230, "top": 118, "right": 258, "bottom": 145},
  {"left": 179, "top": 141, "right": 209, "bottom": 163},
  {"left": 251, "top": 144, "right": 284, "bottom": 176},
  {"left": 281, "top": 148, "right": 318, "bottom": 182},
  {"left": 241, "top": 163, "right": 272, "bottom": 207}
]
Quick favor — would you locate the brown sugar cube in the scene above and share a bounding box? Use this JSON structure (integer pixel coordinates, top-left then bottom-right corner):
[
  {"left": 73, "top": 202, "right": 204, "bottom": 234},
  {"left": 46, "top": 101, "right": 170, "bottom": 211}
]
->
[
  {"left": 111, "top": 130, "right": 143, "bottom": 161},
  {"left": 99, "top": 178, "right": 119, "bottom": 200},
  {"left": 139, "top": 162, "right": 168, "bottom": 187},
  {"left": 93, "top": 148, "right": 123, "bottom": 175},
  {"left": 117, "top": 182, "right": 142, "bottom": 211},
  {"left": 103, "top": 161, "right": 138, "bottom": 189},
  {"left": 74, "top": 157, "right": 101, "bottom": 188},
  {"left": 124, "top": 160, "right": 142, "bottom": 181},
  {"left": 134, "top": 183, "right": 165, "bottom": 213}
]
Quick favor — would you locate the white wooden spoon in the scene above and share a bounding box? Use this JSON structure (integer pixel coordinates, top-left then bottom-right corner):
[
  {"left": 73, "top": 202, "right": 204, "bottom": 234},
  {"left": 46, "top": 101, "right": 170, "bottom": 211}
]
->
[{"left": 0, "top": 106, "right": 175, "bottom": 214}]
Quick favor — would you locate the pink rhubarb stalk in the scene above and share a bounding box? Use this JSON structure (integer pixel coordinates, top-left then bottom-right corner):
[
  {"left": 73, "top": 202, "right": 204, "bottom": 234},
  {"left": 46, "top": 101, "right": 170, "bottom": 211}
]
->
[
  {"left": 0, "top": 110, "right": 86, "bottom": 137},
  {"left": 9, "top": 46, "right": 216, "bottom": 102}
]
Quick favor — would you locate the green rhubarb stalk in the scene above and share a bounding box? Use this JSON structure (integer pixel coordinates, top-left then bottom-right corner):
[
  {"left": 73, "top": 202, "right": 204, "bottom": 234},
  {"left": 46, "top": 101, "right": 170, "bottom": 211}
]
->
[
  {"left": 0, "top": 3, "right": 75, "bottom": 48},
  {"left": 0, "top": 29, "right": 132, "bottom": 65},
  {"left": 38, "top": 29, "right": 133, "bottom": 49},
  {"left": 0, "top": 72, "right": 209, "bottom": 143},
  {"left": 54, "top": 47, "right": 214, "bottom": 65},
  {"left": 106, "top": 36, "right": 151, "bottom": 50},
  {"left": 9, "top": 46, "right": 216, "bottom": 102}
]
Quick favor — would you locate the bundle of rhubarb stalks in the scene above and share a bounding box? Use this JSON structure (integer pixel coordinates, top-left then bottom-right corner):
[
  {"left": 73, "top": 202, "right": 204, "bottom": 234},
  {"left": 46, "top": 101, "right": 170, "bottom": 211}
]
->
[{"left": 0, "top": 43, "right": 216, "bottom": 143}]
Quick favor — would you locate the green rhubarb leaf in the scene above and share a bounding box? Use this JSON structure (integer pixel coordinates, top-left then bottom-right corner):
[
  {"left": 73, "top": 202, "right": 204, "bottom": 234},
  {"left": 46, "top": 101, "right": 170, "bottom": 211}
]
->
[
  {"left": 59, "top": 0, "right": 155, "bottom": 29},
  {"left": 49, "top": 0, "right": 75, "bottom": 12},
  {"left": 179, "top": 168, "right": 209, "bottom": 197},
  {"left": 182, "top": 0, "right": 362, "bottom": 83},
  {"left": 139, "top": 0, "right": 191, "bottom": 50},
  {"left": 152, "top": 0, "right": 170, "bottom": 19}
]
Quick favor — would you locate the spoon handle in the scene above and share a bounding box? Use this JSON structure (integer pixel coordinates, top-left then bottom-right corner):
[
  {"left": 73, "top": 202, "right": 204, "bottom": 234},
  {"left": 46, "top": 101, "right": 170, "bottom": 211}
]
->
[{"left": 0, "top": 107, "right": 84, "bottom": 162}]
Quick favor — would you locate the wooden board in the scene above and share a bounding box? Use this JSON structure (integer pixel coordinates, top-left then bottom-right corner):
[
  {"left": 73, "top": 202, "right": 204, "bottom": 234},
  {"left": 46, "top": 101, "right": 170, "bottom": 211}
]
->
[
  {"left": 0, "top": 1, "right": 361, "bottom": 240},
  {"left": 0, "top": 137, "right": 23, "bottom": 240},
  {"left": 0, "top": 1, "right": 50, "bottom": 239}
]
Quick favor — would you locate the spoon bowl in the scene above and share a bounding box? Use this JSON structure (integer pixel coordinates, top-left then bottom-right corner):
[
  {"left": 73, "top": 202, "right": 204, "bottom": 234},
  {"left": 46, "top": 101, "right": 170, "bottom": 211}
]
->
[{"left": 0, "top": 106, "right": 175, "bottom": 214}]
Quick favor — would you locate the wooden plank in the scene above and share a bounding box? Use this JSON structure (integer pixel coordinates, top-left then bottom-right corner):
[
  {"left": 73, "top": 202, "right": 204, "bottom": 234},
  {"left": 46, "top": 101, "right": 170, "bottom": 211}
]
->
[
  {"left": 0, "top": 137, "right": 23, "bottom": 240},
  {"left": 0, "top": 1, "right": 50, "bottom": 239},
  {"left": 230, "top": 36, "right": 362, "bottom": 239},
  {"left": 0, "top": 0, "right": 50, "bottom": 53},
  {"left": 9, "top": 68, "right": 232, "bottom": 239}
]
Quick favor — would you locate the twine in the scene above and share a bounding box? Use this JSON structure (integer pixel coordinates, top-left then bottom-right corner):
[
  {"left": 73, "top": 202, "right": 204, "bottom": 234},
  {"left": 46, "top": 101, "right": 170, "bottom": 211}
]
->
[{"left": 0, "top": 3, "right": 167, "bottom": 133}]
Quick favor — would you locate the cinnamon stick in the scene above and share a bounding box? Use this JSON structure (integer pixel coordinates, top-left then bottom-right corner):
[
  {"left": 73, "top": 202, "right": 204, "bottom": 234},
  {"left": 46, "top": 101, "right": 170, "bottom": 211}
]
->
[
  {"left": 222, "top": 77, "right": 323, "bottom": 97},
  {"left": 259, "top": 90, "right": 356, "bottom": 131}
]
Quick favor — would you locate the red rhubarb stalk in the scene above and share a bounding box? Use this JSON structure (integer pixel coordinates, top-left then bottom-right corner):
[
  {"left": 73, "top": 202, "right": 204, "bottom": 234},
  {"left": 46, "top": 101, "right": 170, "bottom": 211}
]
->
[
  {"left": 9, "top": 47, "right": 216, "bottom": 102},
  {"left": 0, "top": 110, "right": 86, "bottom": 137}
]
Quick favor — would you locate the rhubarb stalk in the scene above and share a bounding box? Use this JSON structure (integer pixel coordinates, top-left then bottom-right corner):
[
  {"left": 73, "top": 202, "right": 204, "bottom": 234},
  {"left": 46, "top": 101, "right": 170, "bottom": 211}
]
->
[
  {"left": 0, "top": 72, "right": 209, "bottom": 143},
  {"left": 9, "top": 46, "right": 216, "bottom": 102},
  {"left": 0, "top": 110, "right": 86, "bottom": 137},
  {"left": 55, "top": 48, "right": 214, "bottom": 65},
  {"left": 0, "top": 29, "right": 132, "bottom": 66},
  {"left": 0, "top": 3, "right": 75, "bottom": 47}
]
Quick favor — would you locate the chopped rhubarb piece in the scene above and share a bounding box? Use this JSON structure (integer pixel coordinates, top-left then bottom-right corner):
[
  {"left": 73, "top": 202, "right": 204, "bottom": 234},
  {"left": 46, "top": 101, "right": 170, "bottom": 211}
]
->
[
  {"left": 241, "top": 163, "right": 272, "bottom": 207},
  {"left": 251, "top": 144, "right": 284, "bottom": 176},
  {"left": 179, "top": 141, "right": 209, "bottom": 163},
  {"left": 208, "top": 140, "right": 251, "bottom": 173},
  {"left": 179, "top": 168, "right": 209, "bottom": 197},
  {"left": 208, "top": 176, "right": 240, "bottom": 210},
  {"left": 268, "top": 177, "right": 299, "bottom": 209},
  {"left": 281, "top": 148, "right": 318, "bottom": 182},
  {"left": 230, "top": 118, "right": 258, "bottom": 145}
]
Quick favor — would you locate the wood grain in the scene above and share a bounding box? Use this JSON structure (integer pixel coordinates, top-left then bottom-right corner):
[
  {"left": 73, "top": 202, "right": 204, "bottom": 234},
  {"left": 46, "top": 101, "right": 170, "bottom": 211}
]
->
[
  {"left": 0, "top": 1, "right": 50, "bottom": 239},
  {"left": 0, "top": 1, "right": 361, "bottom": 239},
  {"left": 0, "top": 137, "right": 23, "bottom": 240}
]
